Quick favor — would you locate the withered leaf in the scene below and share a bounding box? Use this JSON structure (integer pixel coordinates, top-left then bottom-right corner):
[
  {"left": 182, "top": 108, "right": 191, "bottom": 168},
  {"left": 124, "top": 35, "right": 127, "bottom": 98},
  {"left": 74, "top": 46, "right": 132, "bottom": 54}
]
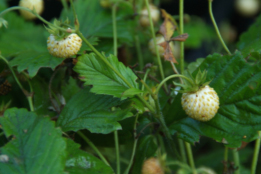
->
[
  {"left": 170, "top": 33, "right": 189, "bottom": 42},
  {"left": 160, "top": 10, "right": 175, "bottom": 41},
  {"left": 159, "top": 41, "right": 178, "bottom": 63}
]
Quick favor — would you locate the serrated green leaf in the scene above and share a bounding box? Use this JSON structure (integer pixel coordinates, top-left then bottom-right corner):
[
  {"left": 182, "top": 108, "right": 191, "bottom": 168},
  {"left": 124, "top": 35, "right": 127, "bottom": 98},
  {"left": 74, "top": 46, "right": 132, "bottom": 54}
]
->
[
  {"left": 237, "top": 14, "right": 261, "bottom": 57},
  {"left": 187, "top": 58, "right": 205, "bottom": 73},
  {"left": 57, "top": 87, "right": 133, "bottom": 134},
  {"left": 0, "top": 108, "right": 66, "bottom": 174},
  {"left": 60, "top": 0, "right": 134, "bottom": 45},
  {"left": 74, "top": 53, "right": 139, "bottom": 98},
  {"left": 166, "top": 52, "right": 261, "bottom": 147},
  {"left": 65, "top": 139, "right": 114, "bottom": 174}
]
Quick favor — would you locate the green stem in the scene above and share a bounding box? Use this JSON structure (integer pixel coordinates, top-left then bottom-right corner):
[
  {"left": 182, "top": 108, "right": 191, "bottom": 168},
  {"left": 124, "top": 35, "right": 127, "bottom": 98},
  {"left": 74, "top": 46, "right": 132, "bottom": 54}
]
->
[
  {"left": 0, "top": 55, "right": 34, "bottom": 111},
  {"left": 114, "top": 131, "right": 120, "bottom": 174},
  {"left": 69, "top": 0, "right": 79, "bottom": 30},
  {"left": 22, "top": 72, "right": 34, "bottom": 111},
  {"left": 178, "top": 138, "right": 187, "bottom": 163},
  {"left": 141, "top": 69, "right": 150, "bottom": 91},
  {"left": 124, "top": 114, "right": 139, "bottom": 174},
  {"left": 140, "top": 79, "right": 157, "bottom": 100},
  {"left": 251, "top": 131, "right": 261, "bottom": 174},
  {"left": 179, "top": 0, "right": 184, "bottom": 75},
  {"left": 135, "top": 35, "right": 144, "bottom": 70},
  {"left": 144, "top": 0, "right": 166, "bottom": 90},
  {"left": 166, "top": 161, "right": 192, "bottom": 171},
  {"left": 155, "top": 99, "right": 181, "bottom": 160},
  {"left": 185, "top": 142, "right": 197, "bottom": 174},
  {"left": 112, "top": 4, "right": 118, "bottom": 57},
  {"left": 61, "top": 0, "right": 69, "bottom": 12},
  {"left": 77, "top": 131, "right": 110, "bottom": 166},
  {"left": 208, "top": 0, "right": 231, "bottom": 55},
  {"left": 0, "top": 6, "right": 75, "bottom": 33},
  {"left": 224, "top": 146, "right": 228, "bottom": 162},
  {"left": 155, "top": 74, "right": 194, "bottom": 95},
  {"left": 233, "top": 149, "right": 240, "bottom": 174}
]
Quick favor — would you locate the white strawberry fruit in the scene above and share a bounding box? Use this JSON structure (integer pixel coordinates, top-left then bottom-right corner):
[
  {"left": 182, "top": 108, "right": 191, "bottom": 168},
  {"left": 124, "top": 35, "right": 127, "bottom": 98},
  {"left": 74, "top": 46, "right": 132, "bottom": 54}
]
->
[
  {"left": 140, "top": 4, "right": 160, "bottom": 27},
  {"left": 181, "top": 85, "right": 219, "bottom": 121},
  {"left": 19, "top": 0, "right": 44, "bottom": 20},
  {"left": 142, "top": 157, "right": 164, "bottom": 174},
  {"left": 47, "top": 33, "right": 82, "bottom": 58},
  {"left": 174, "top": 70, "right": 220, "bottom": 121}
]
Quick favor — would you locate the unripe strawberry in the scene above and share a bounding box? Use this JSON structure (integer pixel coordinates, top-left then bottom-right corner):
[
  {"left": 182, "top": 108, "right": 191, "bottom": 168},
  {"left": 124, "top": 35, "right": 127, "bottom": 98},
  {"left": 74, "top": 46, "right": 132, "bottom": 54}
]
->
[
  {"left": 140, "top": 4, "right": 160, "bottom": 27},
  {"left": 235, "top": 0, "right": 260, "bottom": 17},
  {"left": 142, "top": 158, "right": 164, "bottom": 174},
  {"left": 181, "top": 85, "right": 219, "bottom": 121},
  {"left": 19, "top": 0, "right": 44, "bottom": 20},
  {"left": 148, "top": 35, "right": 175, "bottom": 57},
  {"left": 47, "top": 33, "right": 82, "bottom": 58}
]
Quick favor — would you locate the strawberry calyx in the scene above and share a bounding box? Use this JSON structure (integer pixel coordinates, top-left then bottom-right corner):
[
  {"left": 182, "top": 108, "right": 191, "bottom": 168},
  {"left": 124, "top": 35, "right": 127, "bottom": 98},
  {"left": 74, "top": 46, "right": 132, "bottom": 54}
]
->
[
  {"left": 45, "top": 19, "right": 73, "bottom": 41},
  {"left": 173, "top": 70, "right": 211, "bottom": 93}
]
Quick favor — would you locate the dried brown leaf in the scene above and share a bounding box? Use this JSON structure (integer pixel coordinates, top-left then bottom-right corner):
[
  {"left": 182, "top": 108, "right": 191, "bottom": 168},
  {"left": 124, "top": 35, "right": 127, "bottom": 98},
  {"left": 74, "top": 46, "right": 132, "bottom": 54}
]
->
[
  {"left": 159, "top": 41, "right": 178, "bottom": 63},
  {"left": 170, "top": 33, "right": 189, "bottom": 42}
]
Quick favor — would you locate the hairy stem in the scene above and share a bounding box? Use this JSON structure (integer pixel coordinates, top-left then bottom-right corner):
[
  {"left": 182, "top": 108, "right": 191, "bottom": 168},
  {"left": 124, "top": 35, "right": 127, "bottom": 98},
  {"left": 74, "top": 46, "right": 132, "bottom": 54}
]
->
[
  {"left": 224, "top": 146, "right": 228, "bottom": 162},
  {"left": 112, "top": 4, "right": 118, "bottom": 57},
  {"left": 155, "top": 74, "right": 194, "bottom": 95},
  {"left": 135, "top": 35, "right": 144, "bottom": 70},
  {"left": 233, "top": 149, "right": 240, "bottom": 174},
  {"left": 124, "top": 113, "right": 139, "bottom": 174},
  {"left": 77, "top": 131, "right": 110, "bottom": 166},
  {"left": 185, "top": 142, "right": 197, "bottom": 174},
  {"left": 179, "top": 0, "right": 184, "bottom": 75},
  {"left": 144, "top": 0, "right": 166, "bottom": 90},
  {"left": 114, "top": 131, "right": 120, "bottom": 174},
  {"left": 208, "top": 0, "right": 231, "bottom": 55},
  {"left": 178, "top": 138, "right": 187, "bottom": 163},
  {"left": 251, "top": 131, "right": 261, "bottom": 174},
  {"left": 0, "top": 55, "right": 34, "bottom": 111}
]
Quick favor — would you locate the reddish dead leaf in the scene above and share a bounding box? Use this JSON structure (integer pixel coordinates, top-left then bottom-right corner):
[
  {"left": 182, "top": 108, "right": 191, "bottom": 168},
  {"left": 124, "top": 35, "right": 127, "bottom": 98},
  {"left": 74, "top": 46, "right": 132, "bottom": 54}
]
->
[
  {"left": 159, "top": 41, "right": 178, "bottom": 63},
  {"left": 170, "top": 33, "right": 189, "bottom": 42}
]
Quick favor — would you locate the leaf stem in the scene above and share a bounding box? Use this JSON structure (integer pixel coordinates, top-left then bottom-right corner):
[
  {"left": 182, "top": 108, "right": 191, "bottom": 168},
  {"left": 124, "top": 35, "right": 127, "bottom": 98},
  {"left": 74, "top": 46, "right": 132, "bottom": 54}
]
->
[
  {"left": 224, "top": 146, "right": 228, "bottom": 162},
  {"left": 208, "top": 0, "right": 231, "bottom": 55},
  {"left": 69, "top": 0, "right": 79, "bottom": 30},
  {"left": 0, "top": 6, "right": 75, "bottom": 33},
  {"left": 144, "top": 0, "right": 166, "bottom": 90},
  {"left": 124, "top": 113, "right": 139, "bottom": 174},
  {"left": 112, "top": 3, "right": 118, "bottom": 57},
  {"left": 178, "top": 138, "right": 187, "bottom": 163},
  {"left": 135, "top": 35, "right": 144, "bottom": 70},
  {"left": 0, "top": 55, "right": 34, "bottom": 111},
  {"left": 251, "top": 131, "right": 261, "bottom": 174},
  {"left": 185, "top": 142, "right": 197, "bottom": 174},
  {"left": 166, "top": 161, "right": 192, "bottom": 171},
  {"left": 141, "top": 69, "right": 150, "bottom": 91},
  {"left": 232, "top": 149, "right": 240, "bottom": 174},
  {"left": 114, "top": 131, "right": 120, "bottom": 174},
  {"left": 154, "top": 74, "right": 194, "bottom": 95},
  {"left": 179, "top": 0, "right": 185, "bottom": 75},
  {"left": 77, "top": 131, "right": 110, "bottom": 166}
]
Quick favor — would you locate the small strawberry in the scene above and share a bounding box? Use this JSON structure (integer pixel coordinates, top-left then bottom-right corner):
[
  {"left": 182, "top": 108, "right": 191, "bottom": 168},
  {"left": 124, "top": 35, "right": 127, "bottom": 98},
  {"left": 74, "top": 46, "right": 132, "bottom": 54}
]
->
[
  {"left": 142, "top": 157, "right": 164, "bottom": 174},
  {"left": 174, "top": 70, "right": 219, "bottom": 121},
  {"left": 19, "top": 0, "right": 44, "bottom": 20},
  {"left": 47, "top": 33, "right": 82, "bottom": 58},
  {"left": 140, "top": 4, "right": 160, "bottom": 27}
]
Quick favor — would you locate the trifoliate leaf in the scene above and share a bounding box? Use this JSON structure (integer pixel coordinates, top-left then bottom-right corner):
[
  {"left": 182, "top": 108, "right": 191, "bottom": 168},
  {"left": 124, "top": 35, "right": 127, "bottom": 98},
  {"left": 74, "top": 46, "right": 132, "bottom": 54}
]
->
[{"left": 166, "top": 52, "right": 261, "bottom": 147}]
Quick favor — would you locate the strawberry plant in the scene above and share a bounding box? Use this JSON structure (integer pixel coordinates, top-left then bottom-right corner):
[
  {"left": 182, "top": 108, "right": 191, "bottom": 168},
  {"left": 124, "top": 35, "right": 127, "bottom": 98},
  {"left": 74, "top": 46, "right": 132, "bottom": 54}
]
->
[{"left": 0, "top": 0, "right": 261, "bottom": 173}]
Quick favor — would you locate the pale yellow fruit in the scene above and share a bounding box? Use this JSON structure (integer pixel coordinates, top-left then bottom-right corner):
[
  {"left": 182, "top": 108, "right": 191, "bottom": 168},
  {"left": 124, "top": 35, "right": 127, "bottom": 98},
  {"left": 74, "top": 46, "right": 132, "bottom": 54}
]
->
[
  {"left": 235, "top": 0, "right": 260, "bottom": 17},
  {"left": 181, "top": 85, "right": 219, "bottom": 121},
  {"left": 142, "top": 158, "right": 164, "bottom": 174},
  {"left": 19, "top": 0, "right": 44, "bottom": 20},
  {"left": 140, "top": 4, "right": 160, "bottom": 27},
  {"left": 47, "top": 34, "right": 82, "bottom": 58}
]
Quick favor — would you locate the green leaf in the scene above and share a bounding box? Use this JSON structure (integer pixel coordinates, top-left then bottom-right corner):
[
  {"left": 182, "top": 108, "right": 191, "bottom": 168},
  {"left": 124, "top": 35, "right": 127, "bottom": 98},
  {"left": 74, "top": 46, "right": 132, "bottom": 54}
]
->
[
  {"left": 0, "top": 108, "right": 66, "bottom": 174},
  {"left": 166, "top": 52, "right": 261, "bottom": 147},
  {"left": 74, "top": 53, "right": 139, "bottom": 98},
  {"left": 237, "top": 14, "right": 261, "bottom": 57},
  {"left": 65, "top": 139, "right": 114, "bottom": 174},
  {"left": 57, "top": 87, "right": 133, "bottom": 134},
  {"left": 131, "top": 135, "right": 157, "bottom": 174},
  {"left": 60, "top": 0, "right": 134, "bottom": 45},
  {"left": 187, "top": 58, "right": 205, "bottom": 74}
]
